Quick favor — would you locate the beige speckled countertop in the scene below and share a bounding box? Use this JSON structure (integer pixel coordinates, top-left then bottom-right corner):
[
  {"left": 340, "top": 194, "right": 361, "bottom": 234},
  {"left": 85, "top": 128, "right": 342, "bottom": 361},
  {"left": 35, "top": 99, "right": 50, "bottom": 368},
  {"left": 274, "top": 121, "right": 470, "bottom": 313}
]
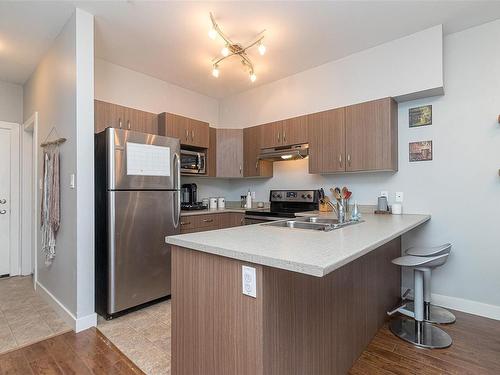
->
[{"left": 166, "top": 213, "right": 430, "bottom": 277}]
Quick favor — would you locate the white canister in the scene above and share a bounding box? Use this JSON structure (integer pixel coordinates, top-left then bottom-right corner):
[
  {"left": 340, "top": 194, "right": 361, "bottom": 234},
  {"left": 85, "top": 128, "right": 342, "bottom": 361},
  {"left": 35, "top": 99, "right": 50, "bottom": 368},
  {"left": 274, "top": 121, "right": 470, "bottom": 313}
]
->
[
  {"left": 217, "top": 197, "right": 225, "bottom": 209},
  {"left": 392, "top": 203, "right": 403, "bottom": 215},
  {"left": 209, "top": 197, "right": 218, "bottom": 209}
]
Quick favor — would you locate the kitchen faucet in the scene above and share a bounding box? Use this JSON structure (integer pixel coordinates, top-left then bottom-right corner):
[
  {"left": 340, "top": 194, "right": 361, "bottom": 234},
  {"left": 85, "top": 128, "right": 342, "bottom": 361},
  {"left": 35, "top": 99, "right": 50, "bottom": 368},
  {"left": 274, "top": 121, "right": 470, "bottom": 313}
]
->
[{"left": 327, "top": 200, "right": 346, "bottom": 224}]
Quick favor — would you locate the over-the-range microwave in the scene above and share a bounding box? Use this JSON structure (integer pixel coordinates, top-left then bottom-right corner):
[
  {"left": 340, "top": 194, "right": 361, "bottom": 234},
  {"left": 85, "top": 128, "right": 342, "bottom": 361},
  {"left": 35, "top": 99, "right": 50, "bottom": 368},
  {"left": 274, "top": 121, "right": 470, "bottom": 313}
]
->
[{"left": 180, "top": 149, "right": 206, "bottom": 174}]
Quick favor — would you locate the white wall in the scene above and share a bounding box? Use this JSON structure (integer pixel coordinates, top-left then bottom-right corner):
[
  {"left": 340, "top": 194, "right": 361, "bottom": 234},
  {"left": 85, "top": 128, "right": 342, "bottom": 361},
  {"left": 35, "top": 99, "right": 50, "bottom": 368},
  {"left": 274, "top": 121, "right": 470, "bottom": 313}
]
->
[
  {"left": 219, "top": 25, "right": 443, "bottom": 128},
  {"left": 206, "top": 19, "right": 500, "bottom": 318},
  {"left": 23, "top": 9, "right": 96, "bottom": 331},
  {"left": 95, "top": 59, "right": 219, "bottom": 126},
  {"left": 0, "top": 80, "right": 23, "bottom": 124}
]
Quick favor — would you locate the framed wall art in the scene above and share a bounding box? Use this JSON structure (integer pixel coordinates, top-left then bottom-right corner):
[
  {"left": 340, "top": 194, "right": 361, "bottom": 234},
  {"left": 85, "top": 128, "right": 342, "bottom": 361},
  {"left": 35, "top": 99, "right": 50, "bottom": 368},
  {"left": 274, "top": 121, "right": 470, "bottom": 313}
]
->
[
  {"left": 409, "top": 105, "right": 432, "bottom": 127},
  {"left": 409, "top": 141, "right": 433, "bottom": 162}
]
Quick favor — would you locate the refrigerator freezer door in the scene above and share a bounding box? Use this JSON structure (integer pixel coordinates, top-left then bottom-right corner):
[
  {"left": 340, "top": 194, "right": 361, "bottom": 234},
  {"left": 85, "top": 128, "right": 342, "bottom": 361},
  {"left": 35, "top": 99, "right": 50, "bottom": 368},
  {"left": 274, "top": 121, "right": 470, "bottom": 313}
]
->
[
  {"left": 107, "top": 190, "right": 180, "bottom": 314},
  {"left": 107, "top": 128, "right": 180, "bottom": 190}
]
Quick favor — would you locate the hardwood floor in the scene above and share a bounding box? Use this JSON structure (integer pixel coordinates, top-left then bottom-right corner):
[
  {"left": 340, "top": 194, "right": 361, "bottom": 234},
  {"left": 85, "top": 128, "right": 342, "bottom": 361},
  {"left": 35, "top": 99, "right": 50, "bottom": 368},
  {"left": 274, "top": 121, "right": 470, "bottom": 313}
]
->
[
  {"left": 1, "top": 309, "right": 499, "bottom": 375},
  {"left": 350, "top": 310, "right": 500, "bottom": 375},
  {"left": 0, "top": 328, "right": 143, "bottom": 374}
]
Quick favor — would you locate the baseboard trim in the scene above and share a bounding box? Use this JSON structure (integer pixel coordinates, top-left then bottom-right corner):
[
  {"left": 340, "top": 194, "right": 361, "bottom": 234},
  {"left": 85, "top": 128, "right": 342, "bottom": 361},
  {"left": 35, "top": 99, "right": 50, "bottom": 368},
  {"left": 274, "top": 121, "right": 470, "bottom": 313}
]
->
[
  {"left": 401, "top": 287, "right": 500, "bottom": 321},
  {"left": 431, "top": 293, "right": 500, "bottom": 321},
  {"left": 35, "top": 281, "right": 97, "bottom": 332}
]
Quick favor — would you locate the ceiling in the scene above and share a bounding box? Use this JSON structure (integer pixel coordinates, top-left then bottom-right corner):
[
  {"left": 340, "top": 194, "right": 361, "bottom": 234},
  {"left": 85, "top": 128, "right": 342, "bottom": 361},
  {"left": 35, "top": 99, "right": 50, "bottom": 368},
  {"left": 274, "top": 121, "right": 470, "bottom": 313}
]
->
[{"left": 2, "top": 2, "right": 500, "bottom": 98}]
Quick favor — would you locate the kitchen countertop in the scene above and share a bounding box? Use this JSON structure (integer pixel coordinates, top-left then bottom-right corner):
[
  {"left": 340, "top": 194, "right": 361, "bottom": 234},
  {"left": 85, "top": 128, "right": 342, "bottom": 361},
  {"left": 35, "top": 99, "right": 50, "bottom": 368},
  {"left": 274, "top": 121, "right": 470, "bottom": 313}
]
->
[{"left": 166, "top": 212, "right": 430, "bottom": 277}]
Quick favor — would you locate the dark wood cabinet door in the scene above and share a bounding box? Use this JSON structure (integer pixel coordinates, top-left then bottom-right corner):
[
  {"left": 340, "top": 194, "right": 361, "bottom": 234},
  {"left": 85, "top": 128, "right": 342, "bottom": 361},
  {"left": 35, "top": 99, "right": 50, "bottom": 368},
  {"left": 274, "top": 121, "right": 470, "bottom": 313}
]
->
[
  {"left": 345, "top": 98, "right": 398, "bottom": 172},
  {"left": 95, "top": 100, "right": 158, "bottom": 134},
  {"left": 207, "top": 127, "right": 217, "bottom": 177},
  {"left": 189, "top": 118, "right": 209, "bottom": 148},
  {"left": 243, "top": 126, "right": 273, "bottom": 178},
  {"left": 308, "top": 108, "right": 346, "bottom": 174},
  {"left": 282, "top": 115, "right": 308, "bottom": 146},
  {"left": 260, "top": 121, "right": 283, "bottom": 148},
  {"left": 158, "top": 113, "right": 188, "bottom": 141},
  {"left": 216, "top": 129, "right": 244, "bottom": 178},
  {"left": 229, "top": 213, "right": 245, "bottom": 227}
]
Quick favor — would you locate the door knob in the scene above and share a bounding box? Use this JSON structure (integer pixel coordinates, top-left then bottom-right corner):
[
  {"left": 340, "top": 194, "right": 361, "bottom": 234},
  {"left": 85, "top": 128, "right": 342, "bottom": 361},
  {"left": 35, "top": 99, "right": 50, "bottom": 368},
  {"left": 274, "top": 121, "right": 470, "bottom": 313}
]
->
[
  {"left": 0, "top": 210, "right": 6, "bottom": 215},
  {"left": 0, "top": 199, "right": 6, "bottom": 204}
]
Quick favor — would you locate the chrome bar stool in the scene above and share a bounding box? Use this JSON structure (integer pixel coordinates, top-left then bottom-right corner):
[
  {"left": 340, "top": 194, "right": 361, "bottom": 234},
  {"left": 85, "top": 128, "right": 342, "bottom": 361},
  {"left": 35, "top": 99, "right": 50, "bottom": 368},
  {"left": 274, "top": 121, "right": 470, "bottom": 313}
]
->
[
  {"left": 404, "top": 243, "right": 456, "bottom": 324},
  {"left": 389, "top": 254, "right": 453, "bottom": 349}
]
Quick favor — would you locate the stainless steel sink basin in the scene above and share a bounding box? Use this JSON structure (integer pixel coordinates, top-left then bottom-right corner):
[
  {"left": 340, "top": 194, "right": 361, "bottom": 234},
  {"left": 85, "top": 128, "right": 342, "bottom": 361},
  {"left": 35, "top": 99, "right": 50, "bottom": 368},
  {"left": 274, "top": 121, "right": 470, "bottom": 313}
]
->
[{"left": 263, "top": 217, "right": 363, "bottom": 232}]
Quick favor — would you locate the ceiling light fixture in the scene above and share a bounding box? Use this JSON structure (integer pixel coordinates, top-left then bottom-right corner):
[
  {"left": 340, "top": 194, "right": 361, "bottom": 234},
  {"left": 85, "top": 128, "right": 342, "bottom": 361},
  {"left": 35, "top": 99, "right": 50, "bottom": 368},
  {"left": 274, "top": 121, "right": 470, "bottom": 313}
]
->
[{"left": 208, "top": 12, "right": 266, "bottom": 82}]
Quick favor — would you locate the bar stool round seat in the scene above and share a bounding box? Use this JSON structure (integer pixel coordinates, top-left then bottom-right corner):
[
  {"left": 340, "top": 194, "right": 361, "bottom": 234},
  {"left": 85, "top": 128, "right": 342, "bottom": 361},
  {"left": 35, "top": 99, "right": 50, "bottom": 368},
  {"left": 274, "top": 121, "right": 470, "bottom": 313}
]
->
[
  {"left": 390, "top": 254, "right": 452, "bottom": 349},
  {"left": 404, "top": 243, "right": 456, "bottom": 325}
]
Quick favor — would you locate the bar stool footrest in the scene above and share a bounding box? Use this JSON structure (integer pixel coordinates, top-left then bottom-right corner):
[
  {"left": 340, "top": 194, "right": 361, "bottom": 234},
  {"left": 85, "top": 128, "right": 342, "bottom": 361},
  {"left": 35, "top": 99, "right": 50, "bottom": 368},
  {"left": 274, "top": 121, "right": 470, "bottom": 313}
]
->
[
  {"left": 390, "top": 318, "right": 452, "bottom": 349},
  {"left": 405, "top": 302, "right": 456, "bottom": 324}
]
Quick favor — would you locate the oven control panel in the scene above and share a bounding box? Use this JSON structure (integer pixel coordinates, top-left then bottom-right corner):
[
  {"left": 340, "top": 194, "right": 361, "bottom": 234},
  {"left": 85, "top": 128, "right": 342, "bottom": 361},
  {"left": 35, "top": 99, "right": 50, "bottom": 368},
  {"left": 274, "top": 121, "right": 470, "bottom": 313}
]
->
[{"left": 269, "top": 190, "right": 317, "bottom": 203}]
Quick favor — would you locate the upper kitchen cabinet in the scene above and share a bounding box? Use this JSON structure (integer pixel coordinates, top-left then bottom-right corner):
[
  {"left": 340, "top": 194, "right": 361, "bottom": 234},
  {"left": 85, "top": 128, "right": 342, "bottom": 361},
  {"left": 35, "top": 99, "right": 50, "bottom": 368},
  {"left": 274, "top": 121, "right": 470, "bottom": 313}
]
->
[
  {"left": 207, "top": 127, "right": 217, "bottom": 177},
  {"left": 282, "top": 115, "right": 309, "bottom": 146},
  {"left": 216, "top": 129, "right": 244, "bottom": 178},
  {"left": 259, "top": 116, "right": 309, "bottom": 148},
  {"left": 158, "top": 112, "right": 209, "bottom": 148},
  {"left": 308, "top": 108, "right": 345, "bottom": 174},
  {"left": 345, "top": 97, "right": 398, "bottom": 172},
  {"left": 259, "top": 120, "right": 283, "bottom": 148},
  {"left": 243, "top": 126, "right": 273, "bottom": 178},
  {"left": 94, "top": 100, "right": 158, "bottom": 134}
]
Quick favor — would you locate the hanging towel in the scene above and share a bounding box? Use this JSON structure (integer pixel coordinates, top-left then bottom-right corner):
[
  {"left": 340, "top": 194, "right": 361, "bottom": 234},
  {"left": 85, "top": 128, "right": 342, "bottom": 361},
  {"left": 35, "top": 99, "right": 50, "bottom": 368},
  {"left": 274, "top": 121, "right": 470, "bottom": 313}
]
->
[{"left": 41, "top": 146, "right": 60, "bottom": 265}]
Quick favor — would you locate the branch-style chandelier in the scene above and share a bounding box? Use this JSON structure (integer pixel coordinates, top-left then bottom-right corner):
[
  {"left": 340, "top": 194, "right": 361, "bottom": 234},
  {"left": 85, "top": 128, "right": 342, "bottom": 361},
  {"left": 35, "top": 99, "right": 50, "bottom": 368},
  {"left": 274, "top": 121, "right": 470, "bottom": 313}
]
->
[{"left": 208, "top": 12, "right": 266, "bottom": 82}]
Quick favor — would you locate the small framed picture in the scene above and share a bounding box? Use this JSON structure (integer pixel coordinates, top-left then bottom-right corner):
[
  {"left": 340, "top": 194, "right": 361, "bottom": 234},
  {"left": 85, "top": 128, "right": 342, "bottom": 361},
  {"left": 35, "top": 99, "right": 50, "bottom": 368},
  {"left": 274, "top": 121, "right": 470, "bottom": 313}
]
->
[
  {"left": 409, "top": 141, "right": 433, "bottom": 162},
  {"left": 409, "top": 105, "right": 432, "bottom": 127}
]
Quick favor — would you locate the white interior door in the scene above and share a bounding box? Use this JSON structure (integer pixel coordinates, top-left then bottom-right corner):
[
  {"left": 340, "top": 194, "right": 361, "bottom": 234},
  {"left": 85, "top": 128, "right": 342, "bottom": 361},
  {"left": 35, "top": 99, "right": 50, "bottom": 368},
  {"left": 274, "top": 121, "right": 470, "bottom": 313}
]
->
[{"left": 0, "top": 128, "right": 11, "bottom": 276}]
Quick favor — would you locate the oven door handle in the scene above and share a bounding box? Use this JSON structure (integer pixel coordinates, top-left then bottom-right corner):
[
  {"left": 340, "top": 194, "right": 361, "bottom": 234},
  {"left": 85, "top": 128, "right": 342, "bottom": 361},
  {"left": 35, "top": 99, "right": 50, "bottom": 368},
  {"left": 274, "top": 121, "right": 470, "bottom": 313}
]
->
[{"left": 244, "top": 215, "right": 284, "bottom": 221}]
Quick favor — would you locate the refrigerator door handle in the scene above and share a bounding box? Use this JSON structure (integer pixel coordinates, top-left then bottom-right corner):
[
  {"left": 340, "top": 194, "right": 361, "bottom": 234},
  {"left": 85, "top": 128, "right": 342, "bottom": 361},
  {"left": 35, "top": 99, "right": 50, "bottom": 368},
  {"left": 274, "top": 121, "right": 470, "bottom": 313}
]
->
[{"left": 173, "top": 152, "right": 181, "bottom": 228}]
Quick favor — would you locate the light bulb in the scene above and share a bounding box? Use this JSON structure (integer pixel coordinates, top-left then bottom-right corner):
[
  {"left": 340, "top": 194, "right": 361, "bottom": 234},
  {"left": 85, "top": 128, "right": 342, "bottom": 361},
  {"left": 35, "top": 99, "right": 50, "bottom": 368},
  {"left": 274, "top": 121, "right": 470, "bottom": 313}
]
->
[
  {"left": 258, "top": 43, "right": 266, "bottom": 56},
  {"left": 208, "top": 27, "right": 217, "bottom": 40},
  {"left": 221, "top": 46, "right": 229, "bottom": 57},
  {"left": 250, "top": 72, "right": 257, "bottom": 82},
  {"left": 212, "top": 65, "right": 219, "bottom": 78}
]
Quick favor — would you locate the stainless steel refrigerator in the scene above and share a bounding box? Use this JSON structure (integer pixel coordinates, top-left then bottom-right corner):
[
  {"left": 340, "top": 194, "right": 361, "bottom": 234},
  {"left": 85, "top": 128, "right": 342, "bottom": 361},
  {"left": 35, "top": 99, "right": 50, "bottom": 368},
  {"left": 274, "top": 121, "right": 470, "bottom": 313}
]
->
[{"left": 95, "top": 128, "right": 180, "bottom": 319}]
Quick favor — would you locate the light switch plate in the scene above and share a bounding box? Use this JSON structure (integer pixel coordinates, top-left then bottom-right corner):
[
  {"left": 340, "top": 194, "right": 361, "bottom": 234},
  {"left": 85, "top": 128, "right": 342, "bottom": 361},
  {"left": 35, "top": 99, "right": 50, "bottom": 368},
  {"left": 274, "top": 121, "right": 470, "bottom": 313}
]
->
[
  {"left": 70, "top": 174, "right": 75, "bottom": 189},
  {"left": 242, "top": 265, "right": 257, "bottom": 298},
  {"left": 380, "top": 191, "right": 389, "bottom": 198},
  {"left": 395, "top": 192, "right": 404, "bottom": 202}
]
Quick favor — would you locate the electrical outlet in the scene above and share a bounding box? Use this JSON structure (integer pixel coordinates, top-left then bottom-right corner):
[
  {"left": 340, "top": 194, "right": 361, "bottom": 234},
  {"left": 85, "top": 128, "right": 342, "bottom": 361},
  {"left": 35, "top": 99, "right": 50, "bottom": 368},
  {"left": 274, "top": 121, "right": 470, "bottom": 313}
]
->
[
  {"left": 395, "top": 192, "right": 404, "bottom": 202},
  {"left": 242, "top": 265, "right": 257, "bottom": 298},
  {"left": 380, "top": 191, "right": 389, "bottom": 198}
]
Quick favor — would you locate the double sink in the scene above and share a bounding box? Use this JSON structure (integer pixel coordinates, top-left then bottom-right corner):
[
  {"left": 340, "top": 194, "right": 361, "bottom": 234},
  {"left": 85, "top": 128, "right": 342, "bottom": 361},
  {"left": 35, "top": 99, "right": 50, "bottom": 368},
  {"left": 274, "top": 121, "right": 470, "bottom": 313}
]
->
[{"left": 263, "top": 216, "right": 363, "bottom": 232}]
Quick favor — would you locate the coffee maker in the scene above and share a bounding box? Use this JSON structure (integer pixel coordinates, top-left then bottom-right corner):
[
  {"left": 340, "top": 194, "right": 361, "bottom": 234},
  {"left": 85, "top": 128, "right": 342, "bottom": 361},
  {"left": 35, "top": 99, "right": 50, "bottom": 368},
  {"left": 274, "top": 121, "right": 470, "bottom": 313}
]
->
[{"left": 181, "top": 183, "right": 207, "bottom": 210}]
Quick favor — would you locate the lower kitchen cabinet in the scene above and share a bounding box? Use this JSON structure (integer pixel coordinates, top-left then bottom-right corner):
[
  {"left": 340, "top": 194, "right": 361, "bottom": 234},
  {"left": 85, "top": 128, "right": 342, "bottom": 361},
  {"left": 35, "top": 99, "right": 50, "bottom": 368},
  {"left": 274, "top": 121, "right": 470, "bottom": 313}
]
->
[{"left": 180, "top": 212, "right": 245, "bottom": 234}]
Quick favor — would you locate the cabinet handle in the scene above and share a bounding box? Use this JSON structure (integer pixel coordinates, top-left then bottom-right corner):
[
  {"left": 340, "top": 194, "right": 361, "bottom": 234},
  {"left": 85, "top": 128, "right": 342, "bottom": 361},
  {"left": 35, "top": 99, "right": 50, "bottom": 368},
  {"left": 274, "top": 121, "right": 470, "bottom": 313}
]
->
[
  {"left": 0, "top": 199, "right": 6, "bottom": 204},
  {"left": 339, "top": 154, "right": 342, "bottom": 166},
  {"left": 255, "top": 160, "right": 259, "bottom": 171},
  {"left": 202, "top": 218, "right": 214, "bottom": 223},
  {"left": 127, "top": 120, "right": 131, "bottom": 130},
  {"left": 180, "top": 221, "right": 191, "bottom": 226},
  {"left": 277, "top": 131, "right": 280, "bottom": 143},
  {"left": 283, "top": 130, "right": 286, "bottom": 143},
  {"left": 118, "top": 118, "right": 122, "bottom": 129},
  {"left": 347, "top": 154, "right": 351, "bottom": 166},
  {"left": 0, "top": 210, "right": 6, "bottom": 215},
  {"left": 191, "top": 130, "right": 194, "bottom": 141},
  {"left": 239, "top": 165, "right": 242, "bottom": 175},
  {"left": 240, "top": 217, "right": 245, "bottom": 225},
  {"left": 185, "top": 129, "right": 189, "bottom": 141}
]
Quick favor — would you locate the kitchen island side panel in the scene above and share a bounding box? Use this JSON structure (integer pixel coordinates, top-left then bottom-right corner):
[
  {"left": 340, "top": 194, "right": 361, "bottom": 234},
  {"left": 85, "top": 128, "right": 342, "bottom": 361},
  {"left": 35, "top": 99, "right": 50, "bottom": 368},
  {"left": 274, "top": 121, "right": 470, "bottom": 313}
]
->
[
  {"left": 171, "top": 237, "right": 400, "bottom": 375},
  {"left": 171, "top": 246, "right": 264, "bottom": 375},
  {"left": 262, "top": 236, "right": 401, "bottom": 375}
]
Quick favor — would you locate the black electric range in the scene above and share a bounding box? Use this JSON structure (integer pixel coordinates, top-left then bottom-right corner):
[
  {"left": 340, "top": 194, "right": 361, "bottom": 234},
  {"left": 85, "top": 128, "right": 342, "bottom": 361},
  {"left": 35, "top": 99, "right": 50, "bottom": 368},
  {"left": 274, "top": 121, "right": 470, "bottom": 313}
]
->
[{"left": 244, "top": 190, "right": 319, "bottom": 224}]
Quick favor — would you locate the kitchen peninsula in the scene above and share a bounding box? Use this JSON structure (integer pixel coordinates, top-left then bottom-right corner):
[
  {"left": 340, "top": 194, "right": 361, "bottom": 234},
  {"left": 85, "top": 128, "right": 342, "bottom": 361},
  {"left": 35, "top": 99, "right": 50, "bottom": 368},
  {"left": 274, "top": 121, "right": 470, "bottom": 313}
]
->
[{"left": 166, "top": 213, "right": 430, "bottom": 375}]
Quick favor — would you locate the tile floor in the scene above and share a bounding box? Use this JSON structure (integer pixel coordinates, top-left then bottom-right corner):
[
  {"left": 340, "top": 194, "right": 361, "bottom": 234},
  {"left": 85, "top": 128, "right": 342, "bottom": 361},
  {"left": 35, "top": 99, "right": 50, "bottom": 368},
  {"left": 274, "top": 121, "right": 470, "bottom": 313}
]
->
[
  {"left": 0, "top": 276, "right": 71, "bottom": 354},
  {"left": 97, "top": 300, "right": 171, "bottom": 375}
]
